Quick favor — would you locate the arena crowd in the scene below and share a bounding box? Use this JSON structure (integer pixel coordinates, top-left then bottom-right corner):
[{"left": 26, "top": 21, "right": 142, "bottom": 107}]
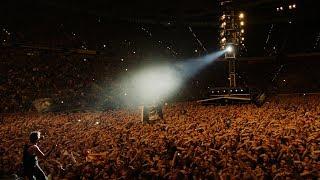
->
[
  {"left": 0, "top": 49, "right": 127, "bottom": 112},
  {"left": 0, "top": 95, "right": 319, "bottom": 179}
]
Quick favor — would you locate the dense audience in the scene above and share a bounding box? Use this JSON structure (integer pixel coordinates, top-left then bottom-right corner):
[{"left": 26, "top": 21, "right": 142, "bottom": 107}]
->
[
  {"left": 0, "top": 49, "right": 127, "bottom": 112},
  {"left": 1, "top": 95, "right": 319, "bottom": 179},
  {"left": 0, "top": 48, "right": 204, "bottom": 113}
]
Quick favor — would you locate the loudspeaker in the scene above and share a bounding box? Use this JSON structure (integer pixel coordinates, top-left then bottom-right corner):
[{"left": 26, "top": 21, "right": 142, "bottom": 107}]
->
[{"left": 254, "top": 93, "right": 266, "bottom": 107}]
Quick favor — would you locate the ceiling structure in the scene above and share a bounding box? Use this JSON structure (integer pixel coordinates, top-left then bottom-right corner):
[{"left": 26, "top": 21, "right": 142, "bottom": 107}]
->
[{"left": 1, "top": 0, "right": 319, "bottom": 57}]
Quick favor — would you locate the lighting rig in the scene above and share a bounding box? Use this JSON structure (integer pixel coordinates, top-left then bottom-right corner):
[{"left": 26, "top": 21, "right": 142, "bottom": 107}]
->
[
  {"left": 198, "top": 0, "right": 255, "bottom": 105},
  {"left": 219, "top": 2, "right": 246, "bottom": 87}
]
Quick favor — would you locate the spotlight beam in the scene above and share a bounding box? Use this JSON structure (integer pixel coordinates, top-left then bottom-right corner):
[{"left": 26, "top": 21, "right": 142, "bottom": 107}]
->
[
  {"left": 172, "top": 50, "right": 226, "bottom": 79},
  {"left": 121, "top": 50, "right": 226, "bottom": 105}
]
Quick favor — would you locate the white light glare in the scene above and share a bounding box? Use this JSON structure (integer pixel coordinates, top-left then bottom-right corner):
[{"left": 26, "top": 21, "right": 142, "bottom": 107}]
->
[
  {"left": 226, "top": 46, "right": 233, "bottom": 53},
  {"left": 131, "top": 66, "right": 181, "bottom": 103}
]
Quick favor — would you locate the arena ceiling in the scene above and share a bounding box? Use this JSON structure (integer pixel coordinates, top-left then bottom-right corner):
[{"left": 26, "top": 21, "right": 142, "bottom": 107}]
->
[
  {"left": 2, "top": 0, "right": 318, "bottom": 26},
  {"left": 1, "top": 0, "right": 319, "bottom": 56}
]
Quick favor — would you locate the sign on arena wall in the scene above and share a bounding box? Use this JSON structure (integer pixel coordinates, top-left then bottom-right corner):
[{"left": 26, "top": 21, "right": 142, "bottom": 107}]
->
[{"left": 33, "top": 98, "right": 53, "bottom": 112}]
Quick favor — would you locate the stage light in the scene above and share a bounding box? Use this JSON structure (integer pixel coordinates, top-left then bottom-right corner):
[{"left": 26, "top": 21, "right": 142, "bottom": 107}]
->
[
  {"left": 240, "top": 21, "right": 245, "bottom": 26},
  {"left": 280, "top": 7, "right": 283, "bottom": 10},
  {"left": 226, "top": 45, "right": 233, "bottom": 53},
  {"left": 241, "top": 29, "right": 244, "bottom": 33},
  {"left": 241, "top": 37, "right": 245, "bottom": 41},
  {"left": 124, "top": 51, "right": 225, "bottom": 105},
  {"left": 239, "top": 13, "right": 244, "bottom": 19},
  {"left": 276, "top": 8, "right": 279, "bottom": 11},
  {"left": 293, "top": 4, "right": 296, "bottom": 8},
  {"left": 289, "top": 5, "right": 292, "bottom": 9},
  {"left": 121, "top": 58, "right": 124, "bottom": 61}
]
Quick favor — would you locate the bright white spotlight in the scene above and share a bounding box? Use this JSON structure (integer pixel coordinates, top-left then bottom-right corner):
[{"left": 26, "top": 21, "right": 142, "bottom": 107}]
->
[{"left": 226, "top": 46, "right": 233, "bottom": 53}]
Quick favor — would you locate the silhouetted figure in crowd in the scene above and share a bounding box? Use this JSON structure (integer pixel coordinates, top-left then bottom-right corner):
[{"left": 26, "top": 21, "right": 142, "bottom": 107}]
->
[{"left": 23, "top": 131, "right": 56, "bottom": 180}]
